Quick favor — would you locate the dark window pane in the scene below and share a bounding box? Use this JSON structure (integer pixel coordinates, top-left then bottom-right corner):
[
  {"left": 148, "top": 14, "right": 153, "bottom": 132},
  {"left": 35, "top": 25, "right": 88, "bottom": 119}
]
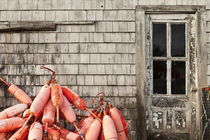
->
[
  {"left": 153, "top": 24, "right": 167, "bottom": 57},
  {"left": 171, "top": 61, "right": 185, "bottom": 94},
  {"left": 153, "top": 61, "right": 167, "bottom": 94},
  {"left": 171, "top": 24, "right": 185, "bottom": 57}
]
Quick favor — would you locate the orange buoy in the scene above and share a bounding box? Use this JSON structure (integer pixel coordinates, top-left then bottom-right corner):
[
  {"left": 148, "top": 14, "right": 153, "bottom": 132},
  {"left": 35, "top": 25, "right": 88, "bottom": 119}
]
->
[
  {"left": 0, "top": 78, "right": 32, "bottom": 105},
  {"left": 20, "top": 84, "right": 51, "bottom": 133},
  {"left": 109, "top": 107, "right": 127, "bottom": 140},
  {"left": 8, "top": 84, "right": 32, "bottom": 105},
  {"left": 62, "top": 86, "right": 101, "bottom": 122},
  {"left": 42, "top": 100, "right": 56, "bottom": 127},
  {"left": 85, "top": 119, "right": 101, "bottom": 140},
  {"left": 42, "top": 100, "right": 56, "bottom": 139},
  {"left": 62, "top": 86, "right": 86, "bottom": 110},
  {"left": 0, "top": 112, "right": 7, "bottom": 121},
  {"left": 0, "top": 118, "right": 24, "bottom": 133},
  {"left": 66, "top": 131, "right": 81, "bottom": 140},
  {"left": 9, "top": 125, "right": 29, "bottom": 140},
  {"left": 30, "top": 84, "right": 51, "bottom": 118},
  {"left": 77, "top": 116, "right": 94, "bottom": 135},
  {"left": 0, "top": 104, "right": 27, "bottom": 120},
  {"left": 51, "top": 83, "right": 63, "bottom": 124},
  {"left": 60, "top": 95, "right": 76, "bottom": 124},
  {"left": 59, "top": 95, "right": 84, "bottom": 138},
  {"left": 51, "top": 83, "right": 63, "bottom": 107},
  {"left": 28, "top": 122, "right": 43, "bottom": 140},
  {"left": 103, "top": 115, "right": 118, "bottom": 140},
  {"left": 115, "top": 107, "right": 129, "bottom": 134}
]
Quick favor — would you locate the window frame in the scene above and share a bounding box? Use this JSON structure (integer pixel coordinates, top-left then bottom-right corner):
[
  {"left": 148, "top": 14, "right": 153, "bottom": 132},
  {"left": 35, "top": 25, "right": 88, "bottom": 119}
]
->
[{"left": 150, "top": 19, "right": 188, "bottom": 95}]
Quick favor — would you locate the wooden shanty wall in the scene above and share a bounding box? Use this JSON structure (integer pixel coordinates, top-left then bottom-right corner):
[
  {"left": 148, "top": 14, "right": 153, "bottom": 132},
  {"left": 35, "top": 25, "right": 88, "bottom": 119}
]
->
[{"left": 0, "top": 0, "right": 209, "bottom": 140}]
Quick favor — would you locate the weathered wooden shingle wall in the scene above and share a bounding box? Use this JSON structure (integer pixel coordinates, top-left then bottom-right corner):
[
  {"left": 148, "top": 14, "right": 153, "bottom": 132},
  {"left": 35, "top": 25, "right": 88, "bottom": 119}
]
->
[
  {"left": 0, "top": 0, "right": 138, "bottom": 139},
  {"left": 0, "top": 0, "right": 209, "bottom": 139}
]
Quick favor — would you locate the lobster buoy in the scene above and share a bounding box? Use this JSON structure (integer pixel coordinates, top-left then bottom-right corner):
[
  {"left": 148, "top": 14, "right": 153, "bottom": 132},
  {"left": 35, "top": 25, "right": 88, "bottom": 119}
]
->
[
  {"left": 28, "top": 122, "right": 43, "bottom": 140},
  {"left": 0, "top": 118, "right": 25, "bottom": 133},
  {"left": 85, "top": 119, "right": 101, "bottom": 140},
  {"left": 60, "top": 96, "right": 76, "bottom": 124},
  {"left": 42, "top": 100, "right": 56, "bottom": 127},
  {"left": 8, "top": 84, "right": 32, "bottom": 105},
  {"left": 30, "top": 84, "right": 51, "bottom": 118},
  {"left": 109, "top": 107, "right": 127, "bottom": 140},
  {"left": 77, "top": 116, "right": 94, "bottom": 135},
  {"left": 103, "top": 115, "right": 118, "bottom": 140},
  {"left": 0, "top": 104, "right": 27, "bottom": 120},
  {"left": 66, "top": 132, "right": 81, "bottom": 140}
]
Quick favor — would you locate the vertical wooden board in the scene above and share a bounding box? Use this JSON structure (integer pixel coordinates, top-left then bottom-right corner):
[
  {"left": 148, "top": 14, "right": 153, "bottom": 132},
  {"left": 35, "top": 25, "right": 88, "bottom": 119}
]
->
[
  {"left": 195, "top": 7, "right": 207, "bottom": 140},
  {"left": 136, "top": 9, "right": 147, "bottom": 140}
]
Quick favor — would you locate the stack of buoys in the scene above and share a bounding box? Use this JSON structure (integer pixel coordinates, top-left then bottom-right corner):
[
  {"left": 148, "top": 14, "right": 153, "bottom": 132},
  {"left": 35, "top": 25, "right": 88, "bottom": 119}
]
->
[{"left": 0, "top": 66, "right": 130, "bottom": 140}]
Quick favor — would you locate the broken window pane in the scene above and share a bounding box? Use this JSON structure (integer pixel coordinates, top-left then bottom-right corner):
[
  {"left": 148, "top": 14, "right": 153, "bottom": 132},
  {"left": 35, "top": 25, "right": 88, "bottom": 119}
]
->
[
  {"left": 171, "top": 61, "right": 185, "bottom": 94},
  {"left": 171, "top": 24, "right": 185, "bottom": 57},
  {"left": 153, "top": 23, "right": 166, "bottom": 57},
  {"left": 153, "top": 61, "right": 167, "bottom": 94}
]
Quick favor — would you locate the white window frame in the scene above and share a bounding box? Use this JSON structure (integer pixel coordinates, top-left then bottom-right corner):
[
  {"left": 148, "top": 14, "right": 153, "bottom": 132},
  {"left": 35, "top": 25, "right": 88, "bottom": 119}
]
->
[{"left": 149, "top": 18, "right": 189, "bottom": 96}]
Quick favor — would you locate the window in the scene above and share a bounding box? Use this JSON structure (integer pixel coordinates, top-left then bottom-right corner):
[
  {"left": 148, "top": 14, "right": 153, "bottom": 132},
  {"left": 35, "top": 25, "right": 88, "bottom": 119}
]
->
[{"left": 152, "top": 22, "right": 187, "bottom": 95}]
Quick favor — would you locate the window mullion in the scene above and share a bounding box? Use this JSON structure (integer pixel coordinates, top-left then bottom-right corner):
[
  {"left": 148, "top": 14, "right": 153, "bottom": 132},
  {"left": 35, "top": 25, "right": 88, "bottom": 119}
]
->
[{"left": 167, "top": 22, "right": 171, "bottom": 95}]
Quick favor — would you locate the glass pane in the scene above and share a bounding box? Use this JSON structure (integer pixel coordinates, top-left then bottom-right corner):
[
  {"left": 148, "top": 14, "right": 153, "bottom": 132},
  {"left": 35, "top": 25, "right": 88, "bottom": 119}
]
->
[
  {"left": 153, "top": 61, "right": 167, "bottom": 94},
  {"left": 153, "top": 23, "right": 167, "bottom": 57},
  {"left": 171, "top": 24, "right": 185, "bottom": 57},
  {"left": 171, "top": 61, "right": 186, "bottom": 94}
]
